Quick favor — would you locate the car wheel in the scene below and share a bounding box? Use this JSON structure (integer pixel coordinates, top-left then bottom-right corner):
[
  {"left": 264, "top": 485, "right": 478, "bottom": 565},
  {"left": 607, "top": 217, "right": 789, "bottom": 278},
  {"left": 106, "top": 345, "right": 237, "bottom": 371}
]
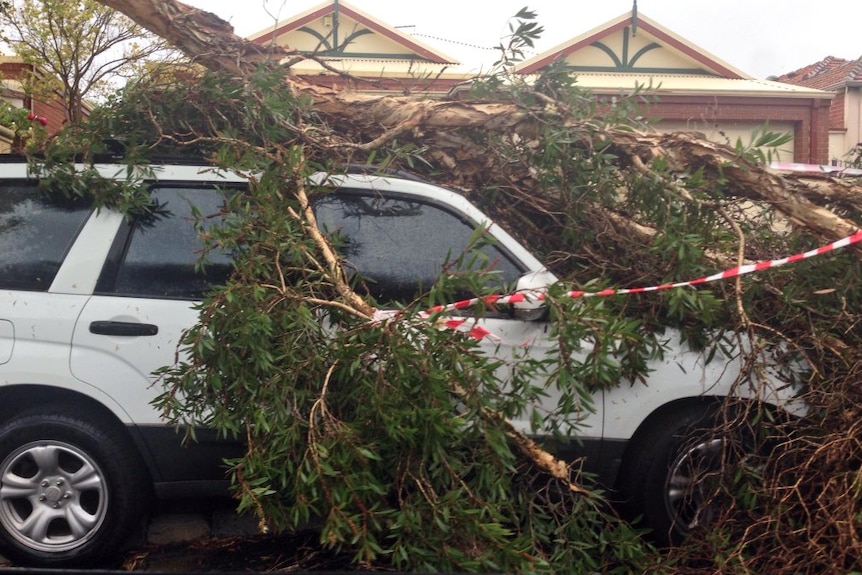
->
[
  {"left": 0, "top": 409, "right": 150, "bottom": 567},
  {"left": 616, "top": 403, "right": 750, "bottom": 545}
]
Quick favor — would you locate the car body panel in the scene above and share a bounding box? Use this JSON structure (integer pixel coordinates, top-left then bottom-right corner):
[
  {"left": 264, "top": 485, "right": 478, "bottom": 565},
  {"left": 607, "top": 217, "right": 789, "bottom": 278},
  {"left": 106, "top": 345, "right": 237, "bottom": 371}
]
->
[{"left": 70, "top": 295, "right": 199, "bottom": 424}]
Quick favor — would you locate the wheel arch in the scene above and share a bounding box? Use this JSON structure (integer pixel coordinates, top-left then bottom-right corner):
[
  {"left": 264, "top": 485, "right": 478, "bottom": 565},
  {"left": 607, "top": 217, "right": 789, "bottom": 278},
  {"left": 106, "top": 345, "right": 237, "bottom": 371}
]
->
[
  {"left": 613, "top": 394, "right": 783, "bottom": 490},
  {"left": 613, "top": 396, "right": 725, "bottom": 490},
  {"left": 0, "top": 384, "right": 156, "bottom": 486}
]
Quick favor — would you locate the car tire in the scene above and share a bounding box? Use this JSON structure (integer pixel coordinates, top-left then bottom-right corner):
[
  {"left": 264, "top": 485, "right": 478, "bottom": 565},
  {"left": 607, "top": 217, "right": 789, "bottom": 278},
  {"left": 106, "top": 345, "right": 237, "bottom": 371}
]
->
[
  {"left": 0, "top": 408, "right": 150, "bottom": 567},
  {"left": 616, "top": 402, "right": 748, "bottom": 546}
]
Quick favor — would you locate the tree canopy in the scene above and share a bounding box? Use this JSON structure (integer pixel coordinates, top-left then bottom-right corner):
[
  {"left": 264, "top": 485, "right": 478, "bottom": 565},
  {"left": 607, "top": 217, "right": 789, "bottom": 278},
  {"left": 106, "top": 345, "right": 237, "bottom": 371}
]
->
[{"left": 0, "top": 0, "right": 173, "bottom": 123}]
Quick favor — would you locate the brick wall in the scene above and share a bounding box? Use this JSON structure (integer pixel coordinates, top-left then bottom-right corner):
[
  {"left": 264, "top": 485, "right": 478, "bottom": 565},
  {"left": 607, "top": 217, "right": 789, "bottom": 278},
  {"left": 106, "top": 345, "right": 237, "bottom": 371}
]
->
[{"left": 830, "top": 91, "right": 845, "bottom": 130}]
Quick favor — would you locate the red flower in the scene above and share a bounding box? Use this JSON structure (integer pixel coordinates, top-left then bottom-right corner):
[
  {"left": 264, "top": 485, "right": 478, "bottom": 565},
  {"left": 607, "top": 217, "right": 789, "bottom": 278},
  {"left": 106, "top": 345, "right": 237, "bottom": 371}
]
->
[
  {"left": 38, "top": 116, "right": 47, "bottom": 126},
  {"left": 26, "top": 112, "right": 35, "bottom": 121}
]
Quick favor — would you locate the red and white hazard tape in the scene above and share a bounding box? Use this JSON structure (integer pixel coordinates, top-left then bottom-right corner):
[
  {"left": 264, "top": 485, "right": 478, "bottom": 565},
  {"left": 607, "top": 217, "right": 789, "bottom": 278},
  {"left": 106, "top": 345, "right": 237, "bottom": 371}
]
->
[{"left": 426, "top": 230, "right": 862, "bottom": 340}]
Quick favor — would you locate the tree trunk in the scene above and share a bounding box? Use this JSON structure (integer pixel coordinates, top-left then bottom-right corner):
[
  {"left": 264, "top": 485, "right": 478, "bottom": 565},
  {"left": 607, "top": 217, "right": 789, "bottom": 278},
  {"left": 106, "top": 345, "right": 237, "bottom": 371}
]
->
[{"left": 97, "top": 0, "right": 862, "bottom": 255}]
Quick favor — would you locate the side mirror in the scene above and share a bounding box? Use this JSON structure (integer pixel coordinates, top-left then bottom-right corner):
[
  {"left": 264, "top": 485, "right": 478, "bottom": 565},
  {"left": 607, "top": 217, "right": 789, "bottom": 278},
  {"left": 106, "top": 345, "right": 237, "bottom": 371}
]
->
[{"left": 512, "top": 270, "right": 555, "bottom": 321}]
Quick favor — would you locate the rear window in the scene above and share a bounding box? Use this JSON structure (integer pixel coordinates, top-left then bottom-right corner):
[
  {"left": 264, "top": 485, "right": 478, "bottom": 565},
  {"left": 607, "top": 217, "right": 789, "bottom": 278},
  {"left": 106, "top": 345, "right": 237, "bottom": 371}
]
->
[{"left": 0, "top": 184, "right": 92, "bottom": 291}]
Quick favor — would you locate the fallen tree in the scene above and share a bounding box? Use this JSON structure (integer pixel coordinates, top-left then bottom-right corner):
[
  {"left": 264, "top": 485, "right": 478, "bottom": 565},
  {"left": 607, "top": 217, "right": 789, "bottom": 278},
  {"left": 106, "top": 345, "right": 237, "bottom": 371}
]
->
[{"left": 33, "top": 1, "right": 862, "bottom": 572}]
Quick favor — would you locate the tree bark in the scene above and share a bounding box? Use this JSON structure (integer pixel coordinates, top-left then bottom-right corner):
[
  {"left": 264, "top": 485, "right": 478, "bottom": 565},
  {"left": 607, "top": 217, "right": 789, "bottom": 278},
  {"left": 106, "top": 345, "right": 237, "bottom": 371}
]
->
[{"left": 97, "top": 0, "right": 285, "bottom": 75}]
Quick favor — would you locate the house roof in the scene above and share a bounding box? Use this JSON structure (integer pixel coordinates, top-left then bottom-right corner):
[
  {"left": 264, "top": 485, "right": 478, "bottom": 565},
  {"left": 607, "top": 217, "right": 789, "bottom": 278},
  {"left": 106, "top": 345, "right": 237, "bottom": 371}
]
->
[
  {"left": 248, "top": 0, "right": 458, "bottom": 65},
  {"left": 563, "top": 72, "right": 832, "bottom": 99},
  {"left": 507, "top": 10, "right": 833, "bottom": 102},
  {"left": 515, "top": 11, "right": 751, "bottom": 79},
  {"left": 776, "top": 56, "right": 862, "bottom": 91}
]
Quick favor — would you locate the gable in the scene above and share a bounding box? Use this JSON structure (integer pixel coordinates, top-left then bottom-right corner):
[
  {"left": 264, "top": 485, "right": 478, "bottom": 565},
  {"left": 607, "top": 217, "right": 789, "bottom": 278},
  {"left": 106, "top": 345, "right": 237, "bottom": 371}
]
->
[
  {"left": 249, "top": 1, "right": 457, "bottom": 64},
  {"left": 516, "top": 12, "right": 749, "bottom": 79}
]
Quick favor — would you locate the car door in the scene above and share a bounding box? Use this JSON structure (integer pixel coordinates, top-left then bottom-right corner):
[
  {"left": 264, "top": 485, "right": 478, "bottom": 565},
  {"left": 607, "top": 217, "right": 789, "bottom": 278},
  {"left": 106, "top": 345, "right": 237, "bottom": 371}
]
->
[
  {"left": 313, "top": 190, "right": 604, "bottom": 442},
  {"left": 70, "top": 185, "right": 234, "bottom": 424}
]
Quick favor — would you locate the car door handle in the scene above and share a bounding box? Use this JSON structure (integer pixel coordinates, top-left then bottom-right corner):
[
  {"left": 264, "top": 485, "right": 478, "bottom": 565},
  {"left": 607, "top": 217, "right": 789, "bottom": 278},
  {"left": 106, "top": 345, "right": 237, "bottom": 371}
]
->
[{"left": 89, "top": 321, "right": 159, "bottom": 337}]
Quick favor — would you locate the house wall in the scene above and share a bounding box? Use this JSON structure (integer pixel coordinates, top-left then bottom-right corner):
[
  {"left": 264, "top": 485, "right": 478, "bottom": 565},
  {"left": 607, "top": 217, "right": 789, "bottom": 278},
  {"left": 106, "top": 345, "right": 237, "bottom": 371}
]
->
[
  {"left": 640, "top": 95, "right": 830, "bottom": 164},
  {"left": 0, "top": 126, "right": 12, "bottom": 153},
  {"left": 838, "top": 87, "right": 862, "bottom": 162},
  {"left": 829, "top": 131, "right": 848, "bottom": 163},
  {"left": 273, "top": 19, "right": 406, "bottom": 54},
  {"left": 831, "top": 91, "right": 846, "bottom": 129},
  {"left": 31, "top": 98, "right": 66, "bottom": 131},
  {"left": 563, "top": 33, "right": 697, "bottom": 71}
]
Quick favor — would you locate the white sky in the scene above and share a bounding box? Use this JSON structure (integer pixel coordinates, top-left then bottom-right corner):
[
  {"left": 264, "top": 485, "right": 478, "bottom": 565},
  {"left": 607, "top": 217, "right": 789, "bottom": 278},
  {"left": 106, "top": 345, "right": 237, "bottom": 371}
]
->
[{"left": 182, "top": 0, "right": 862, "bottom": 79}]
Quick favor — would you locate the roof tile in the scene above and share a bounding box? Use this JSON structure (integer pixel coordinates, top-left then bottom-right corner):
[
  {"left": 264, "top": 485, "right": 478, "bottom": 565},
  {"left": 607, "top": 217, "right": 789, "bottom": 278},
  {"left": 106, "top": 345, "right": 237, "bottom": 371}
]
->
[{"left": 777, "top": 56, "right": 862, "bottom": 90}]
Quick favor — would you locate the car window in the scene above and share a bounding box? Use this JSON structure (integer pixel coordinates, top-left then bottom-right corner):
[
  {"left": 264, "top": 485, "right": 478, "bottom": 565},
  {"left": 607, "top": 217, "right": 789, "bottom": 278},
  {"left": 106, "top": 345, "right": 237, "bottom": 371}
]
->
[
  {"left": 0, "top": 183, "right": 92, "bottom": 291},
  {"left": 314, "top": 192, "right": 524, "bottom": 305},
  {"left": 98, "top": 186, "right": 523, "bottom": 304},
  {"left": 101, "top": 187, "right": 234, "bottom": 299}
]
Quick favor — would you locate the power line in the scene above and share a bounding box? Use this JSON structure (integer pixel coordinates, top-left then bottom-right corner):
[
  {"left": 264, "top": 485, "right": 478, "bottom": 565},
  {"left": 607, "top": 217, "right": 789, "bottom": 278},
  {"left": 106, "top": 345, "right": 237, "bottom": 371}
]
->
[{"left": 411, "top": 32, "right": 500, "bottom": 53}]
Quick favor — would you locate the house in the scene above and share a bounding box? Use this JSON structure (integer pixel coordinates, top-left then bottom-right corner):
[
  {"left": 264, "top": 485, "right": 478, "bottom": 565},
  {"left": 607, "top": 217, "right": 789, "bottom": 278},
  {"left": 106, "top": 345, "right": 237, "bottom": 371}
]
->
[
  {"left": 775, "top": 56, "right": 862, "bottom": 165},
  {"left": 249, "top": 3, "right": 831, "bottom": 164},
  {"left": 247, "top": 0, "right": 474, "bottom": 95},
  {"left": 512, "top": 10, "right": 833, "bottom": 165}
]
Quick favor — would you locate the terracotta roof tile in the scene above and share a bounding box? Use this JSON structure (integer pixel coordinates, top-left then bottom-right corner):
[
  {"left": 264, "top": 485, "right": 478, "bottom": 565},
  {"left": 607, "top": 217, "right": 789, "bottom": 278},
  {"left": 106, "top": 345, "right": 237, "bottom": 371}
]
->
[{"left": 777, "top": 56, "right": 862, "bottom": 90}]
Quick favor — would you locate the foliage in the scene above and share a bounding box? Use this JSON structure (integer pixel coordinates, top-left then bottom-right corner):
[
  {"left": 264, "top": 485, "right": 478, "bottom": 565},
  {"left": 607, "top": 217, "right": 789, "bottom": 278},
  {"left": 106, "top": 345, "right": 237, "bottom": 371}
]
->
[
  {"left": 28, "top": 5, "right": 862, "bottom": 574},
  {"left": 491, "top": 7, "right": 544, "bottom": 70},
  {"left": 847, "top": 143, "right": 862, "bottom": 168},
  {"left": 0, "top": 99, "right": 48, "bottom": 149},
  {"left": 34, "top": 58, "right": 667, "bottom": 575},
  {"left": 733, "top": 123, "right": 793, "bottom": 164},
  {"left": 0, "top": 0, "right": 175, "bottom": 123}
]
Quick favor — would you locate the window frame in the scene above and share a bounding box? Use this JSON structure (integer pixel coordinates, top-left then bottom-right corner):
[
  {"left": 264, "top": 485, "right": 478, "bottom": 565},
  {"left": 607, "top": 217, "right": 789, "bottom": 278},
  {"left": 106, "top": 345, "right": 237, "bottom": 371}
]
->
[{"left": 94, "top": 183, "right": 530, "bottom": 304}]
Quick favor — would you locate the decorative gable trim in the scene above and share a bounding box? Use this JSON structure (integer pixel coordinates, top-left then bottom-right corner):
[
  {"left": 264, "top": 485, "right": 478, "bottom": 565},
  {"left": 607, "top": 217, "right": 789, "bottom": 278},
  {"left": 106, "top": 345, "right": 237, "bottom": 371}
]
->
[
  {"left": 250, "top": 1, "right": 457, "bottom": 64},
  {"left": 515, "top": 13, "right": 749, "bottom": 79}
]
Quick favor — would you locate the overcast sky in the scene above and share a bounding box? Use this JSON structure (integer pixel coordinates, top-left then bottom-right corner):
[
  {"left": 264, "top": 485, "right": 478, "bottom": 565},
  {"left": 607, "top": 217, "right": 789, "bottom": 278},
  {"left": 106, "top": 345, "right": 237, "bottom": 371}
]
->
[{"left": 181, "top": 0, "right": 862, "bottom": 79}]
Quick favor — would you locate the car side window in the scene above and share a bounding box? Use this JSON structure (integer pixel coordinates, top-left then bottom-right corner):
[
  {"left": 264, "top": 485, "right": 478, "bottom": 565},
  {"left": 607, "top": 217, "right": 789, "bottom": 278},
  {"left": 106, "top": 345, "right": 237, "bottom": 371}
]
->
[
  {"left": 314, "top": 192, "right": 524, "bottom": 305},
  {"left": 99, "top": 187, "right": 233, "bottom": 299},
  {"left": 0, "top": 183, "right": 92, "bottom": 291}
]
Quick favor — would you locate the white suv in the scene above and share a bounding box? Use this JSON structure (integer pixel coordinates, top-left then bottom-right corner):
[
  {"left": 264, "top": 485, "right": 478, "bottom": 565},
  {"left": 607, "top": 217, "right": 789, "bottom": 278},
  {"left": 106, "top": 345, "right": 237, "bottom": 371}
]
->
[{"left": 0, "top": 158, "right": 800, "bottom": 566}]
